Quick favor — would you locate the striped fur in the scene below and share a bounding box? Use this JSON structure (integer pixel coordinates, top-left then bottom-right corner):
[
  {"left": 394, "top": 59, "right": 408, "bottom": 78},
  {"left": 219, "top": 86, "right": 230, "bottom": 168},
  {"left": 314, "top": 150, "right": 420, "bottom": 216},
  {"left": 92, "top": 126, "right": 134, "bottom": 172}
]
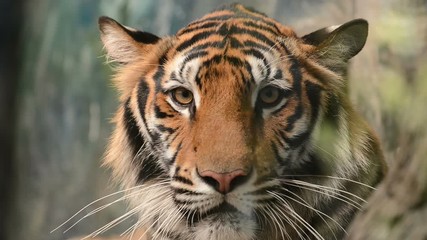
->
[{"left": 99, "top": 4, "right": 386, "bottom": 240}]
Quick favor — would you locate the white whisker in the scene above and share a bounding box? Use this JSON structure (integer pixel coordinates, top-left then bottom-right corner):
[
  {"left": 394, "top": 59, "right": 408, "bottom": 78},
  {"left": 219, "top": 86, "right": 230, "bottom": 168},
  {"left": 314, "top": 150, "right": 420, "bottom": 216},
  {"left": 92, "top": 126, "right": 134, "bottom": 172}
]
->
[
  {"left": 57, "top": 180, "right": 170, "bottom": 238},
  {"left": 84, "top": 185, "right": 171, "bottom": 239},
  {"left": 51, "top": 184, "right": 151, "bottom": 233},
  {"left": 282, "top": 179, "right": 365, "bottom": 208},
  {"left": 282, "top": 175, "right": 376, "bottom": 190},
  {"left": 83, "top": 203, "right": 142, "bottom": 239},
  {"left": 263, "top": 205, "right": 281, "bottom": 239},
  {"left": 63, "top": 190, "right": 142, "bottom": 233},
  {"left": 291, "top": 179, "right": 367, "bottom": 203},
  {"left": 137, "top": 193, "right": 174, "bottom": 240},
  {"left": 280, "top": 188, "right": 347, "bottom": 238},
  {"left": 285, "top": 204, "right": 324, "bottom": 240},
  {"left": 267, "top": 192, "right": 310, "bottom": 240},
  {"left": 283, "top": 181, "right": 363, "bottom": 210},
  {"left": 269, "top": 204, "right": 291, "bottom": 240}
]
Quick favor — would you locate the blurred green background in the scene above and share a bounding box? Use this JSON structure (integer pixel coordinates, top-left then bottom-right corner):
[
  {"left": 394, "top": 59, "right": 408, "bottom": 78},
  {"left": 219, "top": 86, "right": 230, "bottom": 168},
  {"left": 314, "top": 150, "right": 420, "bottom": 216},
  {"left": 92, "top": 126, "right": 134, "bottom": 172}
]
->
[{"left": 0, "top": 0, "right": 426, "bottom": 240}]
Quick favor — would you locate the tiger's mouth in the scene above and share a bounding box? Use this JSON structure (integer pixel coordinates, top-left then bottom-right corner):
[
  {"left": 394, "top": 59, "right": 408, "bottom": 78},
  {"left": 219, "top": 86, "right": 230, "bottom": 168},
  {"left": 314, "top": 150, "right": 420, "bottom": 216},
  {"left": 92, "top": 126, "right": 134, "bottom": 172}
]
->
[
  {"left": 184, "top": 202, "right": 245, "bottom": 225},
  {"left": 205, "top": 202, "right": 239, "bottom": 216}
]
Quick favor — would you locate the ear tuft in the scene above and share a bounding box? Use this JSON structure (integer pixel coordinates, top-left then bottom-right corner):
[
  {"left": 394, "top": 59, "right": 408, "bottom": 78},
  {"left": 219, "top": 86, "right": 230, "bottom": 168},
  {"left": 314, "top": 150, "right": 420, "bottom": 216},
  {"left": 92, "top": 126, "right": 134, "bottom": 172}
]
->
[{"left": 98, "top": 16, "right": 160, "bottom": 64}]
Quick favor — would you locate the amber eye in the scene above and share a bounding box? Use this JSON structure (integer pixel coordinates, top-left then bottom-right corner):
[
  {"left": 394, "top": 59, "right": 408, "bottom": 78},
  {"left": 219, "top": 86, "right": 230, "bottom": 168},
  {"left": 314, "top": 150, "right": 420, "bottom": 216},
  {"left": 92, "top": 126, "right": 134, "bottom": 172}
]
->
[
  {"left": 170, "top": 87, "right": 194, "bottom": 106},
  {"left": 258, "top": 86, "right": 282, "bottom": 106}
]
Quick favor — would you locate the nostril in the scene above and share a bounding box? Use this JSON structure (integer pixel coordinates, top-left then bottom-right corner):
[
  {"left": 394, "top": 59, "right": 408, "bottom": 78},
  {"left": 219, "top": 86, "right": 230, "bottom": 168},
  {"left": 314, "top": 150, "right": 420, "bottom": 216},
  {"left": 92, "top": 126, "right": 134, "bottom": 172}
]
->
[
  {"left": 198, "top": 169, "right": 248, "bottom": 194},
  {"left": 201, "top": 175, "right": 221, "bottom": 191},
  {"left": 229, "top": 174, "right": 249, "bottom": 191}
]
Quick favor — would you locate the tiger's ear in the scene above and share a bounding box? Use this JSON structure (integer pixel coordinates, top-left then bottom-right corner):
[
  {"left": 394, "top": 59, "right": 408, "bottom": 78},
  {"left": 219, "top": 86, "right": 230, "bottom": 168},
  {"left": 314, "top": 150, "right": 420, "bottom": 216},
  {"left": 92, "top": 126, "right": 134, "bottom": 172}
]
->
[
  {"left": 98, "top": 16, "right": 160, "bottom": 64},
  {"left": 303, "top": 19, "right": 368, "bottom": 71}
]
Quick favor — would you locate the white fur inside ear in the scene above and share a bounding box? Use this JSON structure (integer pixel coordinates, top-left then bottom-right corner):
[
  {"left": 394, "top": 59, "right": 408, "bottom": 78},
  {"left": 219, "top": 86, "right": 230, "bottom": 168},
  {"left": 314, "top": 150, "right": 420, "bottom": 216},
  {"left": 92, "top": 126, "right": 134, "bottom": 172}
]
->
[{"left": 100, "top": 21, "right": 141, "bottom": 64}]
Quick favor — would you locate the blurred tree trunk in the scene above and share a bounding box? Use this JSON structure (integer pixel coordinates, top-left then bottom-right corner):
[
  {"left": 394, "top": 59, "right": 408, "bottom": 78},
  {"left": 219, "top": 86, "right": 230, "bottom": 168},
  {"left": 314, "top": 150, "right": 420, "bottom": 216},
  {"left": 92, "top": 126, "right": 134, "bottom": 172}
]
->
[
  {"left": 346, "top": 1, "right": 427, "bottom": 239},
  {"left": 0, "top": 0, "right": 23, "bottom": 239},
  {"left": 7, "top": 1, "right": 123, "bottom": 239},
  {"left": 347, "top": 135, "right": 427, "bottom": 240}
]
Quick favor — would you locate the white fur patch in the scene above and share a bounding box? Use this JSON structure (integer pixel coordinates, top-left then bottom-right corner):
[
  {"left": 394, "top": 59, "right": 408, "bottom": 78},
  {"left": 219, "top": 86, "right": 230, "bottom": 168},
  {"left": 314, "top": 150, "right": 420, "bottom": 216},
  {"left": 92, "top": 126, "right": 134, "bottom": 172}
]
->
[{"left": 164, "top": 54, "right": 202, "bottom": 118}]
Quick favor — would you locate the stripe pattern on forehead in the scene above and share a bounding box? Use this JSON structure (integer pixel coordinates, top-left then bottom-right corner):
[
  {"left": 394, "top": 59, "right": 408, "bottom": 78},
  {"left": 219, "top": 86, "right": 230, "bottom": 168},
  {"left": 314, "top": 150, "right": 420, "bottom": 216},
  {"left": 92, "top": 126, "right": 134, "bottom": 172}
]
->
[
  {"left": 166, "top": 14, "right": 297, "bottom": 102},
  {"left": 175, "top": 5, "right": 295, "bottom": 54}
]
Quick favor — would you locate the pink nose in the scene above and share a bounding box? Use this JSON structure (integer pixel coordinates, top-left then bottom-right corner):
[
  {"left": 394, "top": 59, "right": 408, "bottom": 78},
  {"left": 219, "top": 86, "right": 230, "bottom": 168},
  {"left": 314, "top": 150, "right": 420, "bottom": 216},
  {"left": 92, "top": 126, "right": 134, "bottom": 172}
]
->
[{"left": 198, "top": 169, "right": 248, "bottom": 194}]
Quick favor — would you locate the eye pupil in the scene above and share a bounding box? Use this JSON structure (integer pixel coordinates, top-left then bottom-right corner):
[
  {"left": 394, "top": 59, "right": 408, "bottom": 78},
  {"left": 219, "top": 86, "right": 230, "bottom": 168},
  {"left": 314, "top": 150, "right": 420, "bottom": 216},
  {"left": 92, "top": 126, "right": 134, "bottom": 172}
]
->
[{"left": 182, "top": 91, "right": 190, "bottom": 98}]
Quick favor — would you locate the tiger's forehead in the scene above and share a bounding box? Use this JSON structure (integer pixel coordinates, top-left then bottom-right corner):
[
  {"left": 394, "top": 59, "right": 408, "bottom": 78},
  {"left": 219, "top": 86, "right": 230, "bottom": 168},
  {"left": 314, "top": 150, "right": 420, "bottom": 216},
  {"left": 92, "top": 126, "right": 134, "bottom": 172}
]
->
[
  {"left": 165, "top": 46, "right": 287, "bottom": 89},
  {"left": 175, "top": 4, "right": 296, "bottom": 41},
  {"left": 161, "top": 5, "right": 298, "bottom": 96}
]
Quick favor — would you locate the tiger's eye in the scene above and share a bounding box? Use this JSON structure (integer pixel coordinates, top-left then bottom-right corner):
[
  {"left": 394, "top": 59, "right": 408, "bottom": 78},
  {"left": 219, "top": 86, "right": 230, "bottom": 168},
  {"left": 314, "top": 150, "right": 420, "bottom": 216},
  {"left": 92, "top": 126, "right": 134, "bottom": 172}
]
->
[
  {"left": 171, "top": 87, "right": 194, "bottom": 105},
  {"left": 259, "top": 86, "right": 280, "bottom": 105}
]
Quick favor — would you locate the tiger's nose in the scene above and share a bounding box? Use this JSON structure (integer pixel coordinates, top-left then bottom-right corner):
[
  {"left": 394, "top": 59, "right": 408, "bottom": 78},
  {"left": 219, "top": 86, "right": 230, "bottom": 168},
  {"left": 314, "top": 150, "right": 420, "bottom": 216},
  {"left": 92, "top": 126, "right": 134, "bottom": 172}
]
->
[{"left": 198, "top": 169, "right": 249, "bottom": 194}]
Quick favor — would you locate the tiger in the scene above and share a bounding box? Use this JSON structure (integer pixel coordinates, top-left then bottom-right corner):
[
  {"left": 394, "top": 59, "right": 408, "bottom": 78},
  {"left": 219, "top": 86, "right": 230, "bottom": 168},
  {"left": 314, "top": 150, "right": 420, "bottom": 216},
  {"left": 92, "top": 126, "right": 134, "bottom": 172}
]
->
[{"left": 97, "top": 3, "right": 386, "bottom": 240}]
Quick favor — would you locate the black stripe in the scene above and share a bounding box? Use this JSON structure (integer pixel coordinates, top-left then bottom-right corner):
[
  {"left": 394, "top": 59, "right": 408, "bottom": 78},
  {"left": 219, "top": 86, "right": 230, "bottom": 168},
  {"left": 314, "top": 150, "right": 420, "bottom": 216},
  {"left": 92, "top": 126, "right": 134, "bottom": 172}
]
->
[
  {"left": 228, "top": 25, "right": 277, "bottom": 47},
  {"left": 183, "top": 14, "right": 235, "bottom": 29},
  {"left": 168, "top": 128, "right": 180, "bottom": 144},
  {"left": 218, "top": 23, "right": 229, "bottom": 36},
  {"left": 273, "top": 69, "right": 283, "bottom": 80},
  {"left": 305, "top": 81, "right": 322, "bottom": 125},
  {"left": 270, "top": 97, "right": 292, "bottom": 116},
  {"left": 242, "top": 20, "right": 279, "bottom": 36},
  {"left": 156, "top": 124, "right": 176, "bottom": 134},
  {"left": 173, "top": 176, "right": 194, "bottom": 186},
  {"left": 184, "top": 41, "right": 223, "bottom": 52},
  {"left": 170, "top": 72, "right": 179, "bottom": 84},
  {"left": 203, "top": 54, "right": 244, "bottom": 67},
  {"left": 285, "top": 103, "right": 303, "bottom": 132},
  {"left": 283, "top": 81, "right": 322, "bottom": 148},
  {"left": 279, "top": 42, "right": 302, "bottom": 96},
  {"left": 243, "top": 48, "right": 270, "bottom": 79},
  {"left": 195, "top": 68, "right": 203, "bottom": 89},
  {"left": 137, "top": 79, "right": 155, "bottom": 141},
  {"left": 150, "top": 132, "right": 161, "bottom": 145},
  {"left": 290, "top": 57, "right": 303, "bottom": 95},
  {"left": 271, "top": 141, "right": 284, "bottom": 164},
  {"left": 325, "top": 93, "right": 340, "bottom": 123},
  {"left": 176, "top": 30, "right": 216, "bottom": 52},
  {"left": 285, "top": 130, "right": 311, "bottom": 148},
  {"left": 243, "top": 39, "right": 276, "bottom": 52},
  {"left": 172, "top": 197, "right": 196, "bottom": 205},
  {"left": 184, "top": 50, "right": 209, "bottom": 62},
  {"left": 179, "top": 21, "right": 220, "bottom": 35},
  {"left": 153, "top": 54, "right": 168, "bottom": 91},
  {"left": 177, "top": 26, "right": 276, "bottom": 53},
  {"left": 166, "top": 142, "right": 181, "bottom": 166},
  {"left": 137, "top": 154, "right": 165, "bottom": 183},
  {"left": 154, "top": 105, "right": 174, "bottom": 118},
  {"left": 123, "top": 99, "right": 144, "bottom": 156},
  {"left": 124, "top": 98, "right": 165, "bottom": 183},
  {"left": 229, "top": 36, "right": 244, "bottom": 48}
]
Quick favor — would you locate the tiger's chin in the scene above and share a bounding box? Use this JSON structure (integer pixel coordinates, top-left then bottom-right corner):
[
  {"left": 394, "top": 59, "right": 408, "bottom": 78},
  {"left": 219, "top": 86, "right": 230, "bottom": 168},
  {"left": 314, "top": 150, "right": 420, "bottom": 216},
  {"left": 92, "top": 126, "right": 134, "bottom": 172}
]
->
[{"left": 189, "top": 211, "right": 257, "bottom": 240}]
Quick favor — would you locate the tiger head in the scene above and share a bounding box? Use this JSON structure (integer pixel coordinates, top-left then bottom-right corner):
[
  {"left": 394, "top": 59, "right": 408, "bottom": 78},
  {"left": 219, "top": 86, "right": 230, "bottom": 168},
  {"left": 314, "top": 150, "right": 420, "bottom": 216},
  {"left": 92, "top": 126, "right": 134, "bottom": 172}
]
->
[{"left": 99, "top": 4, "right": 385, "bottom": 240}]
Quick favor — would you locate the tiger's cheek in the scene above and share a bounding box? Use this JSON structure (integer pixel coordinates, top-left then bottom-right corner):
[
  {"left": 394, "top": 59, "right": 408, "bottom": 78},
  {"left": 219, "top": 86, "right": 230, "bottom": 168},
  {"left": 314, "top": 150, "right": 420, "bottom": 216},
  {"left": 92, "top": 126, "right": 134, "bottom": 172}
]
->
[
  {"left": 172, "top": 140, "right": 197, "bottom": 178},
  {"left": 253, "top": 140, "right": 277, "bottom": 177}
]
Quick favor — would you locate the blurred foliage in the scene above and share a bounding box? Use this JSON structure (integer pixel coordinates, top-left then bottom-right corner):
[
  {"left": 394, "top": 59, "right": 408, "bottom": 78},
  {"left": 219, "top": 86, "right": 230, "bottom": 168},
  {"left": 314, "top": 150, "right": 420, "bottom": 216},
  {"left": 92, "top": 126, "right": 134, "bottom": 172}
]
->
[
  {"left": 368, "top": 1, "right": 427, "bottom": 159},
  {"left": 4, "top": 0, "right": 427, "bottom": 240}
]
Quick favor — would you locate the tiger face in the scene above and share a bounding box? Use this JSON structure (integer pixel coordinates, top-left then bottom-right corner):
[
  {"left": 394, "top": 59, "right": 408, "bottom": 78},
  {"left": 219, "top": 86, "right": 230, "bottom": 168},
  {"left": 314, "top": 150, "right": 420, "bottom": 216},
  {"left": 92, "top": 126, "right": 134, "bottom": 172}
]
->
[{"left": 99, "top": 4, "right": 385, "bottom": 240}]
